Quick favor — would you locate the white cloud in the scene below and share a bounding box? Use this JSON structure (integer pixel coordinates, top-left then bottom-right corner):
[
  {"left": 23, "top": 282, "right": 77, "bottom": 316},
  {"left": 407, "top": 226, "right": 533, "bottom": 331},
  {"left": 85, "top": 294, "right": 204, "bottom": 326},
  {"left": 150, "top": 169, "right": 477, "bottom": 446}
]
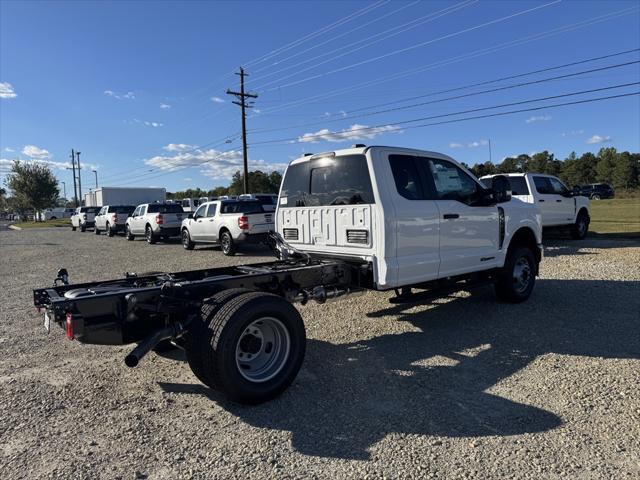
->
[
  {"left": 144, "top": 121, "right": 163, "bottom": 128},
  {"left": 525, "top": 115, "right": 552, "bottom": 124},
  {"left": 104, "top": 90, "right": 136, "bottom": 100},
  {"left": 160, "top": 103, "right": 171, "bottom": 109},
  {"left": 163, "top": 143, "right": 195, "bottom": 152},
  {"left": 0, "top": 156, "right": 96, "bottom": 173},
  {"left": 211, "top": 96, "right": 225, "bottom": 103},
  {"left": 22, "top": 145, "right": 51, "bottom": 160},
  {"left": 0, "top": 82, "right": 17, "bottom": 99},
  {"left": 183, "top": 177, "right": 192, "bottom": 182},
  {"left": 561, "top": 129, "right": 584, "bottom": 137},
  {"left": 144, "top": 148, "right": 288, "bottom": 180},
  {"left": 4, "top": 147, "right": 15, "bottom": 152},
  {"left": 297, "top": 123, "right": 401, "bottom": 143},
  {"left": 586, "top": 134, "right": 611, "bottom": 144},
  {"left": 449, "top": 139, "right": 488, "bottom": 148}
]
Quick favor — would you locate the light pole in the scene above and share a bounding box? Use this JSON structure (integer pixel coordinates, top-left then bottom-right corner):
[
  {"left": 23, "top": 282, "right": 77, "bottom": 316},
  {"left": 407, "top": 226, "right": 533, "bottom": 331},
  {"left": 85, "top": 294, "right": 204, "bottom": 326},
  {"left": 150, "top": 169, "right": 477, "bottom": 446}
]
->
[
  {"left": 76, "top": 151, "right": 82, "bottom": 205},
  {"left": 92, "top": 170, "right": 98, "bottom": 189},
  {"left": 60, "top": 181, "right": 66, "bottom": 199}
]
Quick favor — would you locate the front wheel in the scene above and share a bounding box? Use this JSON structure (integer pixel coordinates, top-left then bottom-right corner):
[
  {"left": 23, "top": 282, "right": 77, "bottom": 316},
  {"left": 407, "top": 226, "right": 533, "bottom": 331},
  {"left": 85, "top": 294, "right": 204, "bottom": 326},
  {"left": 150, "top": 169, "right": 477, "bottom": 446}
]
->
[
  {"left": 106, "top": 223, "right": 114, "bottom": 237},
  {"left": 192, "top": 291, "right": 306, "bottom": 404},
  {"left": 71, "top": 225, "right": 77, "bottom": 231},
  {"left": 495, "top": 246, "right": 536, "bottom": 303},
  {"left": 591, "top": 194, "right": 601, "bottom": 200},
  {"left": 182, "top": 229, "right": 195, "bottom": 250},
  {"left": 220, "top": 231, "right": 236, "bottom": 256},
  {"left": 94, "top": 225, "right": 100, "bottom": 235},
  {"left": 125, "top": 225, "right": 135, "bottom": 241},
  {"left": 570, "top": 211, "right": 589, "bottom": 240},
  {"left": 80, "top": 224, "right": 86, "bottom": 232}
]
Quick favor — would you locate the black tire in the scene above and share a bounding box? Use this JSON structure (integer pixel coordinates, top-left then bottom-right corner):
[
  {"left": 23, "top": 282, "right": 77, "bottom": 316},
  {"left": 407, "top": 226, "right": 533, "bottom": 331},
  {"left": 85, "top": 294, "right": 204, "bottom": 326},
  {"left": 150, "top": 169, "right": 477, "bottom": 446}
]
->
[
  {"left": 196, "top": 291, "right": 306, "bottom": 404},
  {"left": 71, "top": 226, "right": 77, "bottom": 231},
  {"left": 570, "top": 211, "right": 589, "bottom": 240},
  {"left": 494, "top": 246, "right": 536, "bottom": 303},
  {"left": 80, "top": 224, "right": 86, "bottom": 232},
  {"left": 125, "top": 224, "right": 134, "bottom": 241},
  {"left": 94, "top": 225, "right": 100, "bottom": 235},
  {"left": 182, "top": 229, "right": 195, "bottom": 250},
  {"left": 106, "top": 223, "right": 115, "bottom": 237},
  {"left": 591, "top": 194, "right": 601, "bottom": 200},
  {"left": 145, "top": 225, "right": 157, "bottom": 244},
  {"left": 185, "top": 288, "right": 251, "bottom": 386},
  {"left": 51, "top": 216, "right": 57, "bottom": 220},
  {"left": 220, "top": 231, "right": 236, "bottom": 256}
]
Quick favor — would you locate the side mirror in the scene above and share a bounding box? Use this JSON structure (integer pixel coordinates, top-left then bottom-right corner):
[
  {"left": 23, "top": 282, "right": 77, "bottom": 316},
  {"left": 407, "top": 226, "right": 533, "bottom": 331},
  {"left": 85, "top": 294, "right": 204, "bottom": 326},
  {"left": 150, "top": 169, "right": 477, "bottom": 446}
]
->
[
  {"left": 491, "top": 175, "right": 512, "bottom": 203},
  {"left": 188, "top": 213, "right": 194, "bottom": 219}
]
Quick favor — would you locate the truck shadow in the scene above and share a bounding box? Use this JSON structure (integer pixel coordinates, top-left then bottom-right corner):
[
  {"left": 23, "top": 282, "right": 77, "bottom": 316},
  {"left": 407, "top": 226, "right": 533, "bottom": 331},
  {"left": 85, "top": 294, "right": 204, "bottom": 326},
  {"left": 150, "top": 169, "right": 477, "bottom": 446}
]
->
[
  {"left": 543, "top": 235, "right": 640, "bottom": 257},
  {"left": 159, "top": 278, "right": 639, "bottom": 460}
]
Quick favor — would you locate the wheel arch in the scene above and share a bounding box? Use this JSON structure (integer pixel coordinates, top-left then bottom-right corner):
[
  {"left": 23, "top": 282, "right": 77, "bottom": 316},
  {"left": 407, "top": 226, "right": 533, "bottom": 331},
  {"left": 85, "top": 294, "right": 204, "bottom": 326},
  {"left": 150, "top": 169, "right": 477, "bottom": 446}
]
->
[{"left": 505, "top": 226, "right": 541, "bottom": 275}]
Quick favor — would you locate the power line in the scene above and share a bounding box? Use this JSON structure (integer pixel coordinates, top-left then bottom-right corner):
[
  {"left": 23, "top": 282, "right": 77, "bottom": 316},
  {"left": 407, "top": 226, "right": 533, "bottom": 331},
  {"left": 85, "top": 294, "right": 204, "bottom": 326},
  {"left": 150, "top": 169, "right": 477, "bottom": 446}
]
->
[
  {"left": 257, "top": 0, "right": 562, "bottom": 92},
  {"left": 254, "top": 6, "right": 639, "bottom": 117},
  {"left": 247, "top": 0, "right": 477, "bottom": 87},
  {"left": 250, "top": 82, "right": 640, "bottom": 146},
  {"left": 248, "top": 60, "right": 640, "bottom": 135}
]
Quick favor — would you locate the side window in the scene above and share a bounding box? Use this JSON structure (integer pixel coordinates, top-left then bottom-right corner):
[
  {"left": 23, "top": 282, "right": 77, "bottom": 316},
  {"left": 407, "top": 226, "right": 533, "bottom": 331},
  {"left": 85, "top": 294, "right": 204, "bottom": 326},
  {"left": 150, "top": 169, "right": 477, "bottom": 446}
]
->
[
  {"left": 182, "top": 199, "right": 189, "bottom": 207},
  {"left": 140, "top": 206, "right": 147, "bottom": 216},
  {"left": 132, "top": 207, "right": 140, "bottom": 217},
  {"left": 206, "top": 204, "right": 217, "bottom": 217},
  {"left": 194, "top": 205, "right": 207, "bottom": 218},
  {"left": 428, "top": 159, "right": 479, "bottom": 203},
  {"left": 533, "top": 177, "right": 553, "bottom": 194},
  {"left": 389, "top": 154, "right": 425, "bottom": 200},
  {"left": 508, "top": 177, "right": 530, "bottom": 196},
  {"left": 549, "top": 177, "right": 567, "bottom": 194}
]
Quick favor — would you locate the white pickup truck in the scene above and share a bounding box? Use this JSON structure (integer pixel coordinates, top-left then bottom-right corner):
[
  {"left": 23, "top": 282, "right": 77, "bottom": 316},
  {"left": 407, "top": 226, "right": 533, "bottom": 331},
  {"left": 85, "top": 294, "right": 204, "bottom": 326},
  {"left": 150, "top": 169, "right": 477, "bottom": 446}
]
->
[
  {"left": 94, "top": 205, "right": 136, "bottom": 237},
  {"left": 181, "top": 199, "right": 274, "bottom": 255},
  {"left": 125, "top": 203, "right": 185, "bottom": 243},
  {"left": 480, "top": 173, "right": 590, "bottom": 239},
  {"left": 70, "top": 206, "right": 101, "bottom": 232},
  {"left": 35, "top": 145, "right": 544, "bottom": 405}
]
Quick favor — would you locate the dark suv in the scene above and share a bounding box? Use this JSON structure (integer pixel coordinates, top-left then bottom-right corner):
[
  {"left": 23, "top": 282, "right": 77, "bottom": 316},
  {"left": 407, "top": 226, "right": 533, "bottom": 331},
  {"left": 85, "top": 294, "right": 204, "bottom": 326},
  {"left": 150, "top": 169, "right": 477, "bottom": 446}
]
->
[{"left": 578, "top": 183, "right": 614, "bottom": 200}]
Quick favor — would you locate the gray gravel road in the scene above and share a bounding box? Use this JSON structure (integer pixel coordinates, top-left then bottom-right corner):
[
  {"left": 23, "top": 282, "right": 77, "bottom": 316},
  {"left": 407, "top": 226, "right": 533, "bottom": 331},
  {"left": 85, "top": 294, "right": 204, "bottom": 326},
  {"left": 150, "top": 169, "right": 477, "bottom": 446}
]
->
[{"left": 1, "top": 227, "right": 639, "bottom": 479}]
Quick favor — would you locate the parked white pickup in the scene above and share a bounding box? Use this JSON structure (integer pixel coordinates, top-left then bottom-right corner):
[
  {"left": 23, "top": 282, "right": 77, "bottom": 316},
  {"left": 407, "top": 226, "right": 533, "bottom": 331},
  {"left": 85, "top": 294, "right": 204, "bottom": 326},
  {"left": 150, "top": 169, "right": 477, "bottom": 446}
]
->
[
  {"left": 480, "top": 173, "right": 590, "bottom": 239},
  {"left": 181, "top": 199, "right": 274, "bottom": 255},
  {"left": 276, "top": 145, "right": 543, "bottom": 300}
]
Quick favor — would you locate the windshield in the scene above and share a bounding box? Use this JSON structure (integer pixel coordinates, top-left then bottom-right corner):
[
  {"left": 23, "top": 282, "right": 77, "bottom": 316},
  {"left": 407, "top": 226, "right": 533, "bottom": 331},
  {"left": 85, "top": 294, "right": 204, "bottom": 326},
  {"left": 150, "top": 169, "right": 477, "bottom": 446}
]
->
[
  {"left": 147, "top": 204, "right": 184, "bottom": 214},
  {"left": 280, "top": 154, "right": 374, "bottom": 207},
  {"left": 221, "top": 201, "right": 264, "bottom": 214}
]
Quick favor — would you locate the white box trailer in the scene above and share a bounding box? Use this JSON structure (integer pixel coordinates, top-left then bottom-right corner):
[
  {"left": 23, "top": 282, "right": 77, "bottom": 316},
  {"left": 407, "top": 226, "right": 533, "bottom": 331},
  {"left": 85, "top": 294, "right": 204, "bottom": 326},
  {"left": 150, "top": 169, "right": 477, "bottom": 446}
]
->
[{"left": 84, "top": 187, "right": 166, "bottom": 207}]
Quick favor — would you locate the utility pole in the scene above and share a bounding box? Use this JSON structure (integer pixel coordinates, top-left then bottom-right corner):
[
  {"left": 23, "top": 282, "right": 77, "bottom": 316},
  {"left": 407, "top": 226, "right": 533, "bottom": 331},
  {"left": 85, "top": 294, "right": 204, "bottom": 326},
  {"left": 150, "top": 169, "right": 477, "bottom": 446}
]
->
[
  {"left": 76, "top": 151, "right": 82, "bottom": 206},
  {"left": 60, "top": 181, "right": 66, "bottom": 199},
  {"left": 69, "top": 149, "right": 78, "bottom": 207},
  {"left": 227, "top": 67, "right": 258, "bottom": 194},
  {"left": 488, "top": 139, "right": 493, "bottom": 164},
  {"left": 92, "top": 169, "right": 98, "bottom": 189}
]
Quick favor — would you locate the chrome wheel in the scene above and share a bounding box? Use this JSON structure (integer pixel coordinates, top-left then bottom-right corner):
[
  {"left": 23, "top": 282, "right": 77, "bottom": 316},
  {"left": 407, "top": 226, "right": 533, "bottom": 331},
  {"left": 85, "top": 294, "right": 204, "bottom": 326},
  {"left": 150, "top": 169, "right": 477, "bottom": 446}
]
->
[
  {"left": 235, "top": 317, "right": 291, "bottom": 383},
  {"left": 512, "top": 256, "right": 532, "bottom": 294}
]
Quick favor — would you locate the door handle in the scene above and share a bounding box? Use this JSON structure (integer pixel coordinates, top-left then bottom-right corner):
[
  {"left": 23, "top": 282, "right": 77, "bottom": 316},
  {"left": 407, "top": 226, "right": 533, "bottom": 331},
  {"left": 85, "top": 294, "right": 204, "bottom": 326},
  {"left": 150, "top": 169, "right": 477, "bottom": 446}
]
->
[
  {"left": 539, "top": 199, "right": 545, "bottom": 202},
  {"left": 443, "top": 213, "right": 459, "bottom": 219},
  {"left": 556, "top": 199, "right": 562, "bottom": 202}
]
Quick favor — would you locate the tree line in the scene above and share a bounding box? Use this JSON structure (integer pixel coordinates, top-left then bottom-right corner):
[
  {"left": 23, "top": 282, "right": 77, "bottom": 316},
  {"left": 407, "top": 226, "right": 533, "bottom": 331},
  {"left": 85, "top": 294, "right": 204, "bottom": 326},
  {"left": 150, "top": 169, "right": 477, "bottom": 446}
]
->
[
  {"left": 167, "top": 170, "right": 282, "bottom": 199},
  {"left": 465, "top": 147, "right": 639, "bottom": 189}
]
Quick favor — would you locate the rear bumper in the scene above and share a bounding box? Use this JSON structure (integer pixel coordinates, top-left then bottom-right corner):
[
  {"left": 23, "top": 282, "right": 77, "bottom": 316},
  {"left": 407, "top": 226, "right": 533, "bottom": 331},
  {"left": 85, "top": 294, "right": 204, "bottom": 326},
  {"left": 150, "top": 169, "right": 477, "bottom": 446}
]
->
[
  {"left": 236, "top": 232, "right": 270, "bottom": 244},
  {"left": 155, "top": 226, "right": 180, "bottom": 237}
]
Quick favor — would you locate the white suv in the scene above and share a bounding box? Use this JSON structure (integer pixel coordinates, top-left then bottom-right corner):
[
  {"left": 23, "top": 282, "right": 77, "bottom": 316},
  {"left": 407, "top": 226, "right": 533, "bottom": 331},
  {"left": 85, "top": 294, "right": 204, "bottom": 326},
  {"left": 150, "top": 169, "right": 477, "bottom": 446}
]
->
[
  {"left": 70, "top": 206, "right": 101, "bottom": 232},
  {"left": 125, "top": 203, "right": 185, "bottom": 243},
  {"left": 94, "top": 205, "right": 136, "bottom": 237}
]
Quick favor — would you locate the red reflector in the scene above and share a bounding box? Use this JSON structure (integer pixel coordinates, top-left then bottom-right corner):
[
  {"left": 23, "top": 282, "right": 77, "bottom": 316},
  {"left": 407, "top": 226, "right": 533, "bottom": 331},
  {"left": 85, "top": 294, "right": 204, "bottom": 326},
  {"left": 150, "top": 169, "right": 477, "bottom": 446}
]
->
[
  {"left": 238, "top": 216, "right": 249, "bottom": 230},
  {"left": 156, "top": 214, "right": 164, "bottom": 225},
  {"left": 65, "top": 313, "right": 74, "bottom": 340}
]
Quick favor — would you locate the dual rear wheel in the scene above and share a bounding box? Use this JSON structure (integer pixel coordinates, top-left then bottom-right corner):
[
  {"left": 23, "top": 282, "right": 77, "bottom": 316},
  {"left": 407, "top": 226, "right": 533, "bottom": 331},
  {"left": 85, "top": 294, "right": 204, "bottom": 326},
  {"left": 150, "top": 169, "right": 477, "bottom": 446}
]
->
[{"left": 184, "top": 290, "right": 305, "bottom": 405}]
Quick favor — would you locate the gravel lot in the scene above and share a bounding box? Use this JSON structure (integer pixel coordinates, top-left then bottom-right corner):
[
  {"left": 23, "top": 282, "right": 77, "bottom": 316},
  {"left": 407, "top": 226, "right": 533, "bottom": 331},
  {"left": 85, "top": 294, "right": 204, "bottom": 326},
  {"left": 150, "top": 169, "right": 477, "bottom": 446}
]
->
[{"left": 1, "top": 225, "right": 639, "bottom": 479}]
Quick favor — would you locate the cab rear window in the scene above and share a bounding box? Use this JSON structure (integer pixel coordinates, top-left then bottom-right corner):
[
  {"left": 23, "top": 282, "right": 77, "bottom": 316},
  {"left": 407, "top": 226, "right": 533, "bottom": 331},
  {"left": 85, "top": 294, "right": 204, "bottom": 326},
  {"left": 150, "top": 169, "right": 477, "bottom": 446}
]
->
[
  {"left": 147, "top": 204, "right": 184, "bottom": 213},
  {"left": 221, "top": 201, "right": 264, "bottom": 214},
  {"left": 280, "top": 154, "right": 374, "bottom": 207}
]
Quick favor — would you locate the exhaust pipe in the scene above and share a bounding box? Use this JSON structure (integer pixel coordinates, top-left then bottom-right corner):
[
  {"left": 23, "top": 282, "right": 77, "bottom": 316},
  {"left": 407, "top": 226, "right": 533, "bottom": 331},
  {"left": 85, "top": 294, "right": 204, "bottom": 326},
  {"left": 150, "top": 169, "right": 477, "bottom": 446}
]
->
[
  {"left": 124, "top": 324, "right": 180, "bottom": 368},
  {"left": 294, "top": 285, "right": 365, "bottom": 305}
]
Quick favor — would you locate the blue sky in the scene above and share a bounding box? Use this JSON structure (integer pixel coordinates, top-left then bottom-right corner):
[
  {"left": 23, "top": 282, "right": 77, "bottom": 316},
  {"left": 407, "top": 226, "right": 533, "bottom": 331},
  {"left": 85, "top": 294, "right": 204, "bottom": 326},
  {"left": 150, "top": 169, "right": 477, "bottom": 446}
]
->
[{"left": 1, "top": 0, "right": 639, "bottom": 197}]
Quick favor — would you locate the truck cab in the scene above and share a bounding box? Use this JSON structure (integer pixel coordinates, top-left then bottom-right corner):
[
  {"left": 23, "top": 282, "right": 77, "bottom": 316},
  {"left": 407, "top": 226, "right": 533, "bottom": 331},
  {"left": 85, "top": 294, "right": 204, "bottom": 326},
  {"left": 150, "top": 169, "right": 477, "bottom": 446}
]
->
[
  {"left": 480, "top": 173, "right": 590, "bottom": 239},
  {"left": 277, "top": 146, "right": 542, "bottom": 290}
]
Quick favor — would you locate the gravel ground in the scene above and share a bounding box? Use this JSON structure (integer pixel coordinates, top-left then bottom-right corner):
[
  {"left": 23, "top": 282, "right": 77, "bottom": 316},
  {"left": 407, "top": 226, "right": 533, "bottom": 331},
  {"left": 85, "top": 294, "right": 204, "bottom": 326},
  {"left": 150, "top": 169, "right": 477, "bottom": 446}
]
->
[{"left": 1, "top": 225, "right": 639, "bottom": 479}]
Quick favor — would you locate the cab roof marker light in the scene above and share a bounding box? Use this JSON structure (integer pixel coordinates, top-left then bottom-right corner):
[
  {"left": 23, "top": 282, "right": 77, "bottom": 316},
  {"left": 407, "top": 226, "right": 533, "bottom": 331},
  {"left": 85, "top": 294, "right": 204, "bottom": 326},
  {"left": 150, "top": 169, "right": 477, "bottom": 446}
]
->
[{"left": 309, "top": 151, "right": 335, "bottom": 161}]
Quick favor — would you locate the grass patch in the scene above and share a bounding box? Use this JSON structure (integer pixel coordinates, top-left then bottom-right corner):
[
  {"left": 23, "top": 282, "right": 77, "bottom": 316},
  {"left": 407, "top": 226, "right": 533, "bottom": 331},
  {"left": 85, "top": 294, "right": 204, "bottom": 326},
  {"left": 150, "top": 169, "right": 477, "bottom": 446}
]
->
[
  {"left": 589, "top": 198, "right": 640, "bottom": 238},
  {"left": 12, "top": 218, "right": 71, "bottom": 229}
]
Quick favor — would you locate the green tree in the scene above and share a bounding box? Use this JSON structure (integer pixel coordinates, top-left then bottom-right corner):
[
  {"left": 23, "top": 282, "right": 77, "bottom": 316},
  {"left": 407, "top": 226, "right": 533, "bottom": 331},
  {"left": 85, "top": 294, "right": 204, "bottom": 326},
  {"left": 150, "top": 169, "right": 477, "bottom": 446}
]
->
[
  {"left": 228, "top": 170, "right": 283, "bottom": 195},
  {"left": 596, "top": 147, "right": 618, "bottom": 184},
  {"left": 5, "top": 161, "right": 59, "bottom": 221},
  {"left": 612, "top": 151, "right": 638, "bottom": 189}
]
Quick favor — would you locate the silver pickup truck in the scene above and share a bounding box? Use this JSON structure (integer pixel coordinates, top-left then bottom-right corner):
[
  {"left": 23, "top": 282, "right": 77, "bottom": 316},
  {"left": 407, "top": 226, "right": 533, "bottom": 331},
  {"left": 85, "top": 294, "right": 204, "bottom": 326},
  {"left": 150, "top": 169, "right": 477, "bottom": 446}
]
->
[
  {"left": 125, "top": 203, "right": 185, "bottom": 244},
  {"left": 181, "top": 199, "right": 274, "bottom": 255}
]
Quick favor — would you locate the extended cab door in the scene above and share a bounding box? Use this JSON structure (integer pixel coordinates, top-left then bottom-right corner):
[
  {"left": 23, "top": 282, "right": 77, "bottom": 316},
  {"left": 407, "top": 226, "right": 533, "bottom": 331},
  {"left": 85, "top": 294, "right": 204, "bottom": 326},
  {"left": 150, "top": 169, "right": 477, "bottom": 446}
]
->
[
  {"left": 386, "top": 153, "right": 441, "bottom": 285},
  {"left": 548, "top": 177, "right": 575, "bottom": 224},
  {"left": 424, "top": 158, "right": 499, "bottom": 277}
]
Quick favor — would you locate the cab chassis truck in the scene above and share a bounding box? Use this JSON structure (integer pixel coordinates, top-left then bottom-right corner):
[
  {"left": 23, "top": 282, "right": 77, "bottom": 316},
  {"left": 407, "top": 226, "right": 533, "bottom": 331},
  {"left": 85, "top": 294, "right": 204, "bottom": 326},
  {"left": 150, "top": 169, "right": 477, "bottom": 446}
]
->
[{"left": 33, "top": 146, "right": 542, "bottom": 404}]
